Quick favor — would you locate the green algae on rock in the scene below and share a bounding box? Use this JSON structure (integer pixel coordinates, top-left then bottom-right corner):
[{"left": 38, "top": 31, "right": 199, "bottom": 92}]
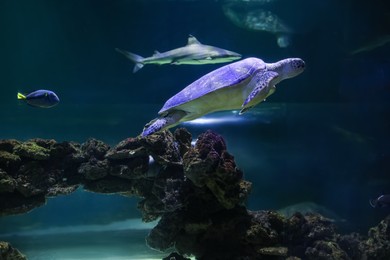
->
[{"left": 14, "top": 141, "right": 51, "bottom": 160}]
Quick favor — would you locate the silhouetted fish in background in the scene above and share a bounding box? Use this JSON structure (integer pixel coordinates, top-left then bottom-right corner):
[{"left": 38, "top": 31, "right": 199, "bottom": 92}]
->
[
  {"left": 116, "top": 35, "right": 241, "bottom": 73},
  {"left": 277, "top": 201, "right": 346, "bottom": 223},
  {"left": 222, "top": 0, "right": 329, "bottom": 48},
  {"left": 370, "top": 194, "right": 390, "bottom": 208},
  {"left": 17, "top": 89, "right": 60, "bottom": 108},
  {"left": 223, "top": 4, "right": 292, "bottom": 48}
]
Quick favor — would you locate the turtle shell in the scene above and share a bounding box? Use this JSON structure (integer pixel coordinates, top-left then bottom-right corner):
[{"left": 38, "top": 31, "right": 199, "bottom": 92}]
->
[{"left": 159, "top": 57, "right": 266, "bottom": 114}]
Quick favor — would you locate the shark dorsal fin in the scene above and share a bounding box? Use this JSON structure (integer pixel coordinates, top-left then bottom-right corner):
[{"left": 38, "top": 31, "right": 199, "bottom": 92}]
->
[
  {"left": 187, "top": 35, "right": 201, "bottom": 45},
  {"left": 153, "top": 50, "right": 161, "bottom": 56}
]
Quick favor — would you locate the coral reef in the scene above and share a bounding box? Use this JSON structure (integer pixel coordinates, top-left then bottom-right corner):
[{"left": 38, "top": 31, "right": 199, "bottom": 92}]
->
[{"left": 0, "top": 129, "right": 389, "bottom": 259}]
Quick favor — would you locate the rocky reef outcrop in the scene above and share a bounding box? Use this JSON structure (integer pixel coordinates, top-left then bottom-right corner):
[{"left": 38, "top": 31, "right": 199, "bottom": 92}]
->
[
  {"left": 0, "top": 241, "right": 26, "bottom": 260},
  {"left": 0, "top": 129, "right": 389, "bottom": 259}
]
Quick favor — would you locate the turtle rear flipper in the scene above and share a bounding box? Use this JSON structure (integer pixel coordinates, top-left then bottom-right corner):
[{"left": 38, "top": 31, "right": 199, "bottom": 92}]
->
[{"left": 142, "top": 110, "right": 187, "bottom": 137}]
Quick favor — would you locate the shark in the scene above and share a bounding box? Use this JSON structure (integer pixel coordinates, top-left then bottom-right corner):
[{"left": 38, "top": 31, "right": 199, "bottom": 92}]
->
[{"left": 115, "top": 35, "right": 242, "bottom": 73}]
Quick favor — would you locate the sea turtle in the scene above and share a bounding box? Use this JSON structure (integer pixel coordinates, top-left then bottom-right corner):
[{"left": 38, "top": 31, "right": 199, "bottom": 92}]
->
[{"left": 142, "top": 57, "right": 305, "bottom": 136}]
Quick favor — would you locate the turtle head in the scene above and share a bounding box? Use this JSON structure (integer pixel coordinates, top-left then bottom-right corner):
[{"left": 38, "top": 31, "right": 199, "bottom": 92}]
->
[{"left": 268, "top": 58, "right": 305, "bottom": 82}]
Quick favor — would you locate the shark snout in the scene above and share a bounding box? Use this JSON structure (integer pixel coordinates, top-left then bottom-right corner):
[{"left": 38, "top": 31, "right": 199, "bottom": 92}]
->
[{"left": 223, "top": 50, "right": 242, "bottom": 61}]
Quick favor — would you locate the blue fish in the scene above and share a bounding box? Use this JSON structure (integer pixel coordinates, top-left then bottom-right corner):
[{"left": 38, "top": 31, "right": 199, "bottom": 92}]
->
[
  {"left": 17, "top": 90, "right": 60, "bottom": 108},
  {"left": 370, "top": 194, "right": 390, "bottom": 208}
]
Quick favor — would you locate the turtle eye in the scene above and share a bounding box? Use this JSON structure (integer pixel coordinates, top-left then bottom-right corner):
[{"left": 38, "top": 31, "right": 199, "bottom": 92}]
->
[{"left": 294, "top": 60, "right": 305, "bottom": 69}]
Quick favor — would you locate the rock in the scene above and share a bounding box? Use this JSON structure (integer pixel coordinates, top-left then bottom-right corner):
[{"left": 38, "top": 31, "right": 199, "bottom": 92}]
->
[
  {"left": 173, "top": 207, "right": 251, "bottom": 259},
  {"left": 14, "top": 141, "right": 50, "bottom": 160},
  {"left": 0, "top": 151, "right": 21, "bottom": 174},
  {"left": 174, "top": 128, "right": 192, "bottom": 157},
  {"left": 338, "top": 232, "right": 365, "bottom": 259},
  {"left": 28, "top": 138, "right": 56, "bottom": 149},
  {"left": 305, "top": 241, "right": 350, "bottom": 260},
  {"left": 50, "top": 141, "right": 84, "bottom": 161},
  {"left": 81, "top": 138, "right": 110, "bottom": 160},
  {"left": 0, "top": 192, "right": 46, "bottom": 216},
  {"left": 194, "top": 130, "right": 227, "bottom": 159},
  {"left": 286, "top": 212, "right": 336, "bottom": 244},
  {"left": 16, "top": 182, "right": 44, "bottom": 197},
  {"left": 50, "top": 142, "right": 86, "bottom": 183},
  {"left": 361, "top": 215, "right": 390, "bottom": 259},
  {"left": 138, "top": 196, "right": 165, "bottom": 222},
  {"left": 159, "top": 178, "right": 186, "bottom": 212},
  {"left": 184, "top": 220, "right": 212, "bottom": 235},
  {"left": 15, "top": 162, "right": 46, "bottom": 197},
  {"left": 285, "top": 212, "right": 348, "bottom": 258},
  {"left": 109, "top": 156, "right": 149, "bottom": 179},
  {"left": 338, "top": 216, "right": 390, "bottom": 260},
  {"left": 0, "top": 169, "right": 16, "bottom": 193},
  {"left": 141, "top": 130, "right": 182, "bottom": 165},
  {"left": 183, "top": 130, "right": 246, "bottom": 209},
  {"left": 258, "top": 246, "right": 288, "bottom": 256},
  {"left": 183, "top": 131, "right": 230, "bottom": 186},
  {"left": 162, "top": 252, "right": 191, "bottom": 260},
  {"left": 0, "top": 241, "right": 27, "bottom": 260},
  {"left": 0, "top": 131, "right": 389, "bottom": 260},
  {"left": 78, "top": 159, "right": 109, "bottom": 180},
  {"left": 146, "top": 212, "right": 184, "bottom": 251},
  {"left": 83, "top": 178, "right": 134, "bottom": 194},
  {"left": 137, "top": 165, "right": 185, "bottom": 221},
  {"left": 47, "top": 184, "right": 79, "bottom": 197},
  {"left": 246, "top": 210, "right": 284, "bottom": 246},
  {"left": 0, "top": 139, "right": 20, "bottom": 152},
  {"left": 106, "top": 137, "right": 147, "bottom": 160}
]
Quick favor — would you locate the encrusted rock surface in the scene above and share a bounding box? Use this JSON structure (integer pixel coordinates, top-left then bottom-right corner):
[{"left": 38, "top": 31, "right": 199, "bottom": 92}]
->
[
  {"left": 0, "top": 241, "right": 27, "bottom": 260},
  {"left": 0, "top": 128, "right": 389, "bottom": 259},
  {"left": 183, "top": 130, "right": 249, "bottom": 209}
]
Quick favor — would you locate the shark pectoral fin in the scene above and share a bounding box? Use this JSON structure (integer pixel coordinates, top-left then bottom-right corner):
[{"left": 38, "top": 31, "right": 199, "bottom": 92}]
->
[
  {"left": 241, "top": 71, "right": 279, "bottom": 111},
  {"left": 133, "top": 63, "right": 144, "bottom": 73}
]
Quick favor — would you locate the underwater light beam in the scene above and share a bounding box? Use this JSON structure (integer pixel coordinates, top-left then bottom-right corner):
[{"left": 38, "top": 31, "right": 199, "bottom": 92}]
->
[{"left": 183, "top": 114, "right": 245, "bottom": 125}]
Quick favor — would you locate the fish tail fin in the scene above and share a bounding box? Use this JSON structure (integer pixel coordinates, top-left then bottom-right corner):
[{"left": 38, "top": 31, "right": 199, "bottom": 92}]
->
[
  {"left": 17, "top": 92, "right": 26, "bottom": 100},
  {"left": 115, "top": 48, "right": 144, "bottom": 73}
]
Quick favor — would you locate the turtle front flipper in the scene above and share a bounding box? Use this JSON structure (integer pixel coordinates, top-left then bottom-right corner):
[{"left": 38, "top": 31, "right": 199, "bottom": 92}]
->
[
  {"left": 240, "top": 71, "right": 279, "bottom": 114},
  {"left": 141, "top": 110, "right": 187, "bottom": 136}
]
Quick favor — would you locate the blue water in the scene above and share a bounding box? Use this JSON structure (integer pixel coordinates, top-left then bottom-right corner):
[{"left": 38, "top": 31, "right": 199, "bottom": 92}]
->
[
  {"left": 1, "top": 0, "right": 390, "bottom": 258},
  {"left": 0, "top": 190, "right": 165, "bottom": 259}
]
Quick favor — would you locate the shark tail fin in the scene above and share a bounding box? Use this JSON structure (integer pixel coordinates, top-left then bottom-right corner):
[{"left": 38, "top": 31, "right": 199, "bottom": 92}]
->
[{"left": 115, "top": 48, "right": 145, "bottom": 73}]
